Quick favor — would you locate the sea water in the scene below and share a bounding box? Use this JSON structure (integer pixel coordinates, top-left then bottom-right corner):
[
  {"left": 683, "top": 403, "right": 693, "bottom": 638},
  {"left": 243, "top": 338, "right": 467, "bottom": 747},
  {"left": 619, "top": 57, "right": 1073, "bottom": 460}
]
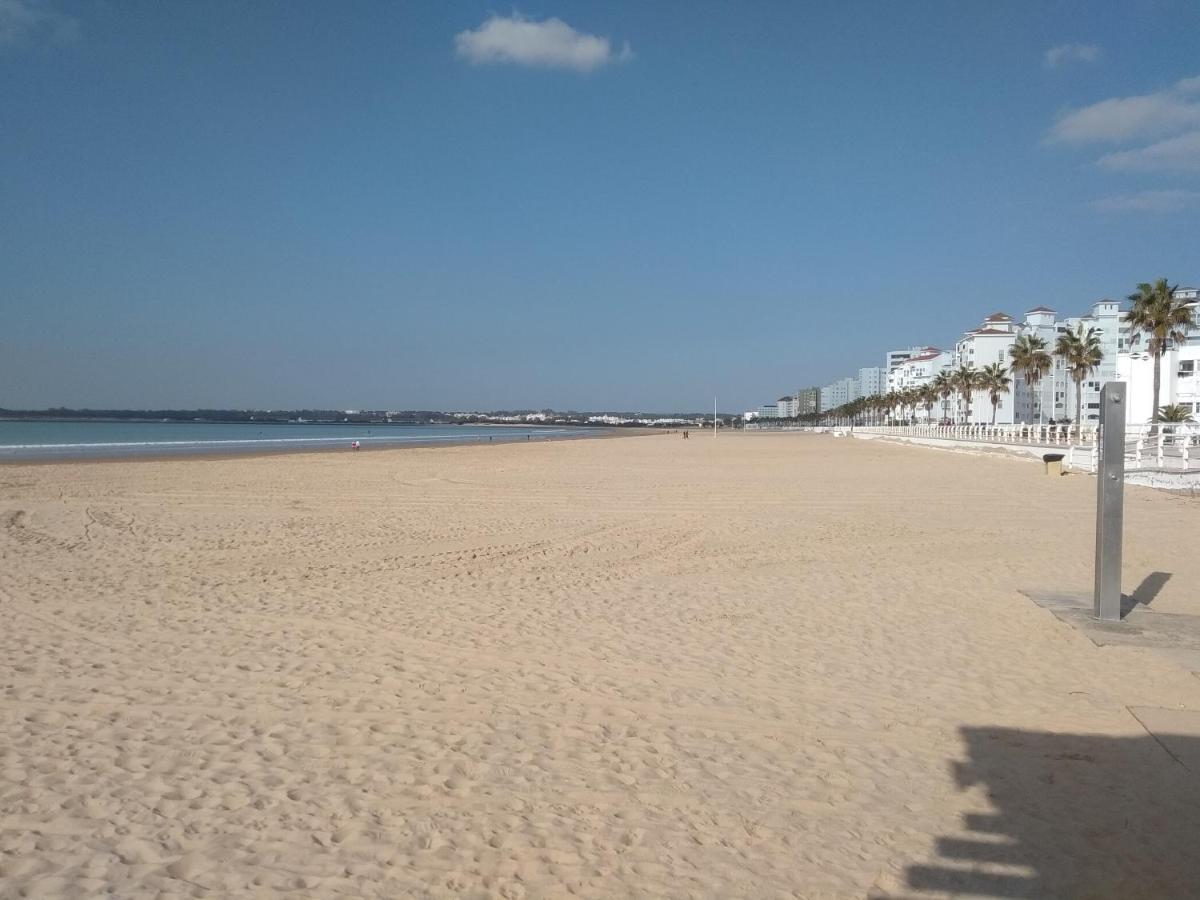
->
[{"left": 0, "top": 420, "right": 600, "bottom": 461}]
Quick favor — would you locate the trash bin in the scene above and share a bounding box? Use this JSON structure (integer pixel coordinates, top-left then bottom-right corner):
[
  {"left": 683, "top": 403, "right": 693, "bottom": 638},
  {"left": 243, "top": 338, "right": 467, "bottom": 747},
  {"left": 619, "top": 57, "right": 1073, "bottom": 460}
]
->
[{"left": 1043, "top": 453, "right": 1064, "bottom": 476}]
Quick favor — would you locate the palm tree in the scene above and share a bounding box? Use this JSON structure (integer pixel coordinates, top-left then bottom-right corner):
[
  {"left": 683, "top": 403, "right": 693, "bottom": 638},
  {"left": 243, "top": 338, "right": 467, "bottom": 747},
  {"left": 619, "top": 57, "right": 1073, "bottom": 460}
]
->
[
  {"left": 918, "top": 383, "right": 937, "bottom": 422},
  {"left": 1008, "top": 334, "right": 1052, "bottom": 423},
  {"left": 899, "top": 387, "right": 917, "bottom": 424},
  {"left": 951, "top": 363, "right": 980, "bottom": 423},
  {"left": 878, "top": 393, "right": 897, "bottom": 424},
  {"left": 979, "top": 362, "right": 1013, "bottom": 426},
  {"left": 1125, "top": 279, "right": 1196, "bottom": 426},
  {"left": 1054, "top": 323, "right": 1103, "bottom": 427},
  {"left": 1158, "top": 403, "right": 1195, "bottom": 424},
  {"left": 883, "top": 391, "right": 899, "bottom": 424},
  {"left": 932, "top": 370, "right": 953, "bottom": 424}
]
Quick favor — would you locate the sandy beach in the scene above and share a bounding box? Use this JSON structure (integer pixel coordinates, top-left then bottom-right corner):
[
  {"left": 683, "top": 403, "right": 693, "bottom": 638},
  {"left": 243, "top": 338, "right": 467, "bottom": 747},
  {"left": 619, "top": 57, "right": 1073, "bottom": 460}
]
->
[{"left": 3, "top": 431, "right": 1200, "bottom": 898}]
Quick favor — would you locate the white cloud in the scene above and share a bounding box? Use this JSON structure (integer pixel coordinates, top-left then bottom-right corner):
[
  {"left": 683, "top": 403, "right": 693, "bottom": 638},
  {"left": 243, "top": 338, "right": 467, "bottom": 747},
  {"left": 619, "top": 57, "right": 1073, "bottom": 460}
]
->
[
  {"left": 1090, "top": 190, "right": 1200, "bottom": 214},
  {"left": 1044, "top": 43, "right": 1101, "bottom": 68},
  {"left": 1049, "top": 90, "right": 1200, "bottom": 144},
  {"left": 1098, "top": 130, "right": 1200, "bottom": 173},
  {"left": 0, "top": 0, "right": 78, "bottom": 47},
  {"left": 455, "top": 13, "right": 631, "bottom": 72},
  {"left": 1176, "top": 75, "right": 1200, "bottom": 95}
]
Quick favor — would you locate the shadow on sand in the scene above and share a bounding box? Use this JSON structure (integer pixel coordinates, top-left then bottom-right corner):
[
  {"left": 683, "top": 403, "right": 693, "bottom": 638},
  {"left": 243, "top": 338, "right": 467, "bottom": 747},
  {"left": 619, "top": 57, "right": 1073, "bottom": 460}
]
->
[
  {"left": 884, "top": 726, "right": 1200, "bottom": 898},
  {"left": 1122, "top": 570, "right": 1171, "bottom": 618}
]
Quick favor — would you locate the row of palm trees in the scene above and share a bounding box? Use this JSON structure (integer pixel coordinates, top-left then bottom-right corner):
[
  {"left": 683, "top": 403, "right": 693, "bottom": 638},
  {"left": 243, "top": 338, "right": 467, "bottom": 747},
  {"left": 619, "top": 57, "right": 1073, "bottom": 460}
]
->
[
  {"left": 815, "top": 362, "right": 1016, "bottom": 427},
  {"left": 812, "top": 278, "right": 1196, "bottom": 428}
]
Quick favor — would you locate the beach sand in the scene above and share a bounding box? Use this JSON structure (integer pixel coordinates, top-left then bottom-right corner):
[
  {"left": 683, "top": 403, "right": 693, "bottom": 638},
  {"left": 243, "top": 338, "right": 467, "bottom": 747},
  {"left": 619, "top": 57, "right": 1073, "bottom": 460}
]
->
[{"left": 3, "top": 432, "right": 1200, "bottom": 898}]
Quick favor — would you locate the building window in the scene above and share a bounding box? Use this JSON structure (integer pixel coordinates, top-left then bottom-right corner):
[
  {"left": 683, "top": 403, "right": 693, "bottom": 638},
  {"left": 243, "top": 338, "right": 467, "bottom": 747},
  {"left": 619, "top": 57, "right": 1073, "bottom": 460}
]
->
[{"left": 1180, "top": 360, "right": 1195, "bottom": 377}]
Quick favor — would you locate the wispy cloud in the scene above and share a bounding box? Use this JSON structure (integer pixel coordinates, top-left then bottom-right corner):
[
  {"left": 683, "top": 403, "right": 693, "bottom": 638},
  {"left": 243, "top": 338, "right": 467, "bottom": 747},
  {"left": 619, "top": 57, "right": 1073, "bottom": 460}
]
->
[
  {"left": 0, "top": 0, "right": 78, "bottom": 48},
  {"left": 1044, "top": 43, "right": 1101, "bottom": 68},
  {"left": 1098, "top": 130, "right": 1200, "bottom": 173},
  {"left": 1048, "top": 78, "right": 1200, "bottom": 144},
  {"left": 455, "top": 13, "right": 631, "bottom": 72},
  {"left": 1090, "top": 190, "right": 1200, "bottom": 214},
  {"left": 1176, "top": 75, "right": 1200, "bottom": 95}
]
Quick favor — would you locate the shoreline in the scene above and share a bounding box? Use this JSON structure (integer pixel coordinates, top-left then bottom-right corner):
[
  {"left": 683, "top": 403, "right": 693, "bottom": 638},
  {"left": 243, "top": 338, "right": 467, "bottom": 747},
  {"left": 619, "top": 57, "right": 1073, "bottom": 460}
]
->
[{"left": 0, "top": 425, "right": 663, "bottom": 467}]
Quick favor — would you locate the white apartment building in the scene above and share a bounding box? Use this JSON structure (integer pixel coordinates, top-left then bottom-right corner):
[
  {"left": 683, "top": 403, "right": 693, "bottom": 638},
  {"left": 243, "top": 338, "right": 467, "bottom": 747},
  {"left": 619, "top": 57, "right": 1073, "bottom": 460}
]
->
[
  {"left": 820, "top": 377, "right": 859, "bottom": 411},
  {"left": 1118, "top": 345, "right": 1200, "bottom": 425},
  {"left": 776, "top": 395, "right": 799, "bottom": 418},
  {"left": 1117, "top": 287, "right": 1200, "bottom": 425},
  {"left": 858, "top": 367, "right": 888, "bottom": 398},
  {"left": 887, "top": 349, "right": 953, "bottom": 421},
  {"left": 1011, "top": 301, "right": 1124, "bottom": 424},
  {"left": 885, "top": 346, "right": 936, "bottom": 372},
  {"left": 944, "top": 301, "right": 1126, "bottom": 425},
  {"left": 955, "top": 313, "right": 1020, "bottom": 424}
]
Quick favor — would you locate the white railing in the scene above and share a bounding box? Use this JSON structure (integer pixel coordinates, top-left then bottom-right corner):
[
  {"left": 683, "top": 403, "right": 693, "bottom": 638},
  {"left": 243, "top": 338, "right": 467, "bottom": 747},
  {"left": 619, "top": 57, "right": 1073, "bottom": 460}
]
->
[
  {"left": 1124, "top": 424, "right": 1198, "bottom": 471},
  {"left": 856, "top": 422, "right": 1099, "bottom": 446},
  {"left": 854, "top": 422, "right": 1200, "bottom": 473}
]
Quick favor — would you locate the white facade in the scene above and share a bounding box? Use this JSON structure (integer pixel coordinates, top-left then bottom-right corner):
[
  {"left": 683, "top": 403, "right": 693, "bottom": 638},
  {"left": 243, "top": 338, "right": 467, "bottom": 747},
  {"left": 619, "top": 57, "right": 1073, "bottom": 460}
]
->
[
  {"left": 888, "top": 349, "right": 953, "bottom": 421},
  {"left": 1055, "top": 300, "right": 1123, "bottom": 424},
  {"left": 755, "top": 286, "right": 1195, "bottom": 428},
  {"left": 945, "top": 301, "right": 1125, "bottom": 425},
  {"left": 1011, "top": 307, "right": 1056, "bottom": 424},
  {"left": 954, "top": 313, "right": 1020, "bottom": 424},
  {"left": 888, "top": 350, "right": 952, "bottom": 392},
  {"left": 821, "top": 377, "right": 859, "bottom": 412},
  {"left": 1117, "top": 347, "right": 1200, "bottom": 425},
  {"left": 1117, "top": 287, "right": 1200, "bottom": 424},
  {"left": 858, "top": 367, "right": 888, "bottom": 398},
  {"left": 886, "top": 345, "right": 938, "bottom": 372}
]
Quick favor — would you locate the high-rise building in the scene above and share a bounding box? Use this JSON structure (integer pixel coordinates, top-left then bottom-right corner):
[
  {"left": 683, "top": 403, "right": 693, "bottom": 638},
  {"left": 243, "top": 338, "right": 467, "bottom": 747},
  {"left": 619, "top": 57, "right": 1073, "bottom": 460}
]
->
[
  {"left": 886, "top": 346, "right": 939, "bottom": 372},
  {"left": 795, "top": 387, "right": 821, "bottom": 416},
  {"left": 1011, "top": 301, "right": 1124, "bottom": 424},
  {"left": 820, "top": 377, "right": 859, "bottom": 411},
  {"left": 887, "top": 349, "right": 953, "bottom": 421},
  {"left": 857, "top": 367, "right": 888, "bottom": 398},
  {"left": 953, "top": 313, "right": 1020, "bottom": 424}
]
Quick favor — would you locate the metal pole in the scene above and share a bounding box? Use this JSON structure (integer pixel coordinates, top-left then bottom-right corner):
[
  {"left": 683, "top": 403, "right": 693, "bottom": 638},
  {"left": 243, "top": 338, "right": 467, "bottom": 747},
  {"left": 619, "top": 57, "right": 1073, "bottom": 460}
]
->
[
  {"left": 1094, "top": 382, "right": 1126, "bottom": 622},
  {"left": 713, "top": 396, "right": 717, "bottom": 436}
]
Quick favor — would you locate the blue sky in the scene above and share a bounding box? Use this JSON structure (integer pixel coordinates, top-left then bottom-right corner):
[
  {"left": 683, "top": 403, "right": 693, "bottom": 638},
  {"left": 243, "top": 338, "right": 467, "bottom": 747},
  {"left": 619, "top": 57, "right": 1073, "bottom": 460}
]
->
[{"left": 3, "top": 1, "right": 1199, "bottom": 411}]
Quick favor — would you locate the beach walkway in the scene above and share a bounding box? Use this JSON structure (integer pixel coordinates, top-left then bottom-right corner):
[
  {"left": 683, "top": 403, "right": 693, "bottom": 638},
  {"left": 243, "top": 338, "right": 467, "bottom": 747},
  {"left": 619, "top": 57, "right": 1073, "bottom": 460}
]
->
[{"left": 3, "top": 432, "right": 1200, "bottom": 897}]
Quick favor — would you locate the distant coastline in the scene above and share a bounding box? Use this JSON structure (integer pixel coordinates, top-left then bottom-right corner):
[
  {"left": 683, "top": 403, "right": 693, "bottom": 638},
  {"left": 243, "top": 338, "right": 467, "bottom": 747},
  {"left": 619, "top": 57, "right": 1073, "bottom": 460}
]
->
[{"left": 0, "top": 407, "right": 726, "bottom": 429}]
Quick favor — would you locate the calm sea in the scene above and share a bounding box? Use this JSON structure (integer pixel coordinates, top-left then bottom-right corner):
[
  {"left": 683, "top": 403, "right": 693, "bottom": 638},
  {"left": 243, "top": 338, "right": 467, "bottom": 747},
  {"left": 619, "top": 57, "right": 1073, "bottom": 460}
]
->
[{"left": 0, "top": 420, "right": 602, "bottom": 461}]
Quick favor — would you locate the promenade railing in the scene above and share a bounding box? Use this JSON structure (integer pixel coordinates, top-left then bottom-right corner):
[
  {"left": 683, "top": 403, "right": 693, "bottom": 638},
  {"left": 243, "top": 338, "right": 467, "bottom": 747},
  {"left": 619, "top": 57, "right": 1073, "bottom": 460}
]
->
[{"left": 853, "top": 422, "right": 1200, "bottom": 473}]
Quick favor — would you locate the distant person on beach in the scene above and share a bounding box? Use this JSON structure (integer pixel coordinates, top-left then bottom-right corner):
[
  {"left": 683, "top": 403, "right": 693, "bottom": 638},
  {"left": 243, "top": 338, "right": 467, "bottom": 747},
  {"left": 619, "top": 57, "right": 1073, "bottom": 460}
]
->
[{"left": 351, "top": 441, "right": 360, "bottom": 450}]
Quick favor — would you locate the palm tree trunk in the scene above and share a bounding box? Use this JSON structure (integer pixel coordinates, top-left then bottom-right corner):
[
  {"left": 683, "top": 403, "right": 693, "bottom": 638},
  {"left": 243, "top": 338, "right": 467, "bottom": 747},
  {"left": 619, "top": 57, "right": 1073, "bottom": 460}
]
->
[
  {"left": 1075, "top": 376, "right": 1082, "bottom": 428},
  {"left": 1152, "top": 351, "right": 1162, "bottom": 425},
  {"left": 991, "top": 399, "right": 997, "bottom": 426}
]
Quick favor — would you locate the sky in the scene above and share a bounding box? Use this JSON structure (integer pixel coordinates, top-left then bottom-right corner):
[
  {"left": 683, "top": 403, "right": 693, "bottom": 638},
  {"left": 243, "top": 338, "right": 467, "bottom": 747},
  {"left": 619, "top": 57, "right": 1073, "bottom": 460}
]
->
[{"left": 2, "top": 0, "right": 1199, "bottom": 412}]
